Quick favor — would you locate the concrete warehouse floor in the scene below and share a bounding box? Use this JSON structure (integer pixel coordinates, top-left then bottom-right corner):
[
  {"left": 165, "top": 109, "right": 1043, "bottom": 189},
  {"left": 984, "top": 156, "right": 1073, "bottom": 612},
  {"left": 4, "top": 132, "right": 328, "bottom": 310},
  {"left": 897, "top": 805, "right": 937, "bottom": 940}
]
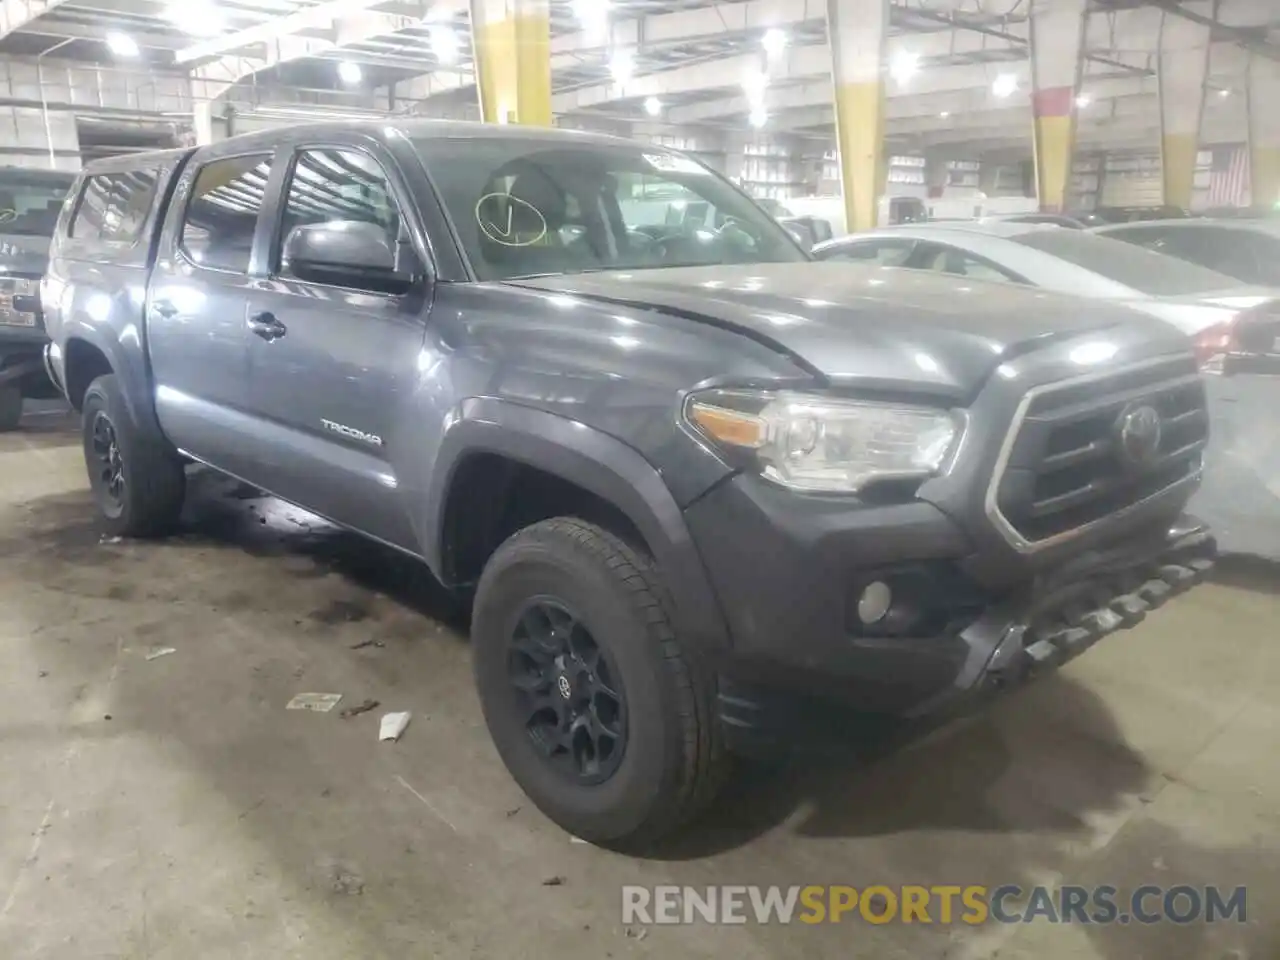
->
[{"left": 1, "top": 409, "right": 1278, "bottom": 960}]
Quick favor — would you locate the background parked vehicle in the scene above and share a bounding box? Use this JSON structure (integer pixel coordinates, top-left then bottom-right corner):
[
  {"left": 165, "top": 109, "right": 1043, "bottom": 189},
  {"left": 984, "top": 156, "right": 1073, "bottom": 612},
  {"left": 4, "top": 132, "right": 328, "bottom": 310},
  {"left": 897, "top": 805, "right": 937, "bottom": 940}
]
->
[
  {"left": 813, "top": 221, "right": 1280, "bottom": 559},
  {"left": 983, "top": 212, "right": 1087, "bottom": 229},
  {"left": 1093, "top": 218, "right": 1280, "bottom": 287},
  {"left": 0, "top": 167, "right": 76, "bottom": 430},
  {"left": 43, "top": 122, "right": 1215, "bottom": 847}
]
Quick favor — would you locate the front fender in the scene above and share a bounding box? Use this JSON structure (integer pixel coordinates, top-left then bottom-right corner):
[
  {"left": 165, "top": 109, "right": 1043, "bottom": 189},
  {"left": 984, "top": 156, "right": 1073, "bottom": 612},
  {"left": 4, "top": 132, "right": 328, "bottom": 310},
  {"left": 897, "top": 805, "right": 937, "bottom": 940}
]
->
[{"left": 424, "top": 398, "right": 731, "bottom": 654}]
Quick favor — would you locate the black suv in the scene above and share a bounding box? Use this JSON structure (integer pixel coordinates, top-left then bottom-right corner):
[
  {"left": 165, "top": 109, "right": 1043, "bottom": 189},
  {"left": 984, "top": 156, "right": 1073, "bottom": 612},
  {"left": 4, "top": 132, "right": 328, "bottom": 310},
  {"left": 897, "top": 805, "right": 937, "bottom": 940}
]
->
[{"left": 42, "top": 122, "right": 1214, "bottom": 846}]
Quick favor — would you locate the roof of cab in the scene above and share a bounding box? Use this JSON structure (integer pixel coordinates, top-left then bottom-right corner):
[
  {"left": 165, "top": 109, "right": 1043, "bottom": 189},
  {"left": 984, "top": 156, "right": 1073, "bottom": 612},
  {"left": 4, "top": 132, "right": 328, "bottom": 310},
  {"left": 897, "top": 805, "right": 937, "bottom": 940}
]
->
[{"left": 79, "top": 146, "right": 196, "bottom": 175}]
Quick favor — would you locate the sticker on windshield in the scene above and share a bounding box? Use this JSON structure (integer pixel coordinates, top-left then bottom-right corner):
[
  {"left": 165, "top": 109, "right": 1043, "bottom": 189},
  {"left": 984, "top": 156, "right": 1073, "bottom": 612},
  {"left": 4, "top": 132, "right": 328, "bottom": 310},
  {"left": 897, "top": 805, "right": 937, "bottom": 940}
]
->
[
  {"left": 643, "top": 153, "right": 708, "bottom": 175},
  {"left": 475, "top": 193, "right": 548, "bottom": 247}
]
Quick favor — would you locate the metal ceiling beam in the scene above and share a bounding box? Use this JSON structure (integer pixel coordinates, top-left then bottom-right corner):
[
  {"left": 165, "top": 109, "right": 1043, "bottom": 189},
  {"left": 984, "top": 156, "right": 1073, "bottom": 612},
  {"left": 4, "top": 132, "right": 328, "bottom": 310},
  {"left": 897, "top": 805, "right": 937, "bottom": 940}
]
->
[
  {"left": 0, "top": 0, "right": 72, "bottom": 41},
  {"left": 10, "top": 18, "right": 188, "bottom": 49},
  {"left": 1130, "top": 0, "right": 1280, "bottom": 62},
  {"left": 175, "top": 0, "right": 388, "bottom": 63},
  {"left": 552, "top": 27, "right": 1028, "bottom": 113}
]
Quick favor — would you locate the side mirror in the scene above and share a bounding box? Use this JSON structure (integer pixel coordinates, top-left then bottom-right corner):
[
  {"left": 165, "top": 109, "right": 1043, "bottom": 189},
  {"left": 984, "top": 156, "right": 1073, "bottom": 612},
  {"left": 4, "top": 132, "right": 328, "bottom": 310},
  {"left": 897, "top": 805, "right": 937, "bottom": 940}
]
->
[{"left": 283, "top": 220, "right": 417, "bottom": 292}]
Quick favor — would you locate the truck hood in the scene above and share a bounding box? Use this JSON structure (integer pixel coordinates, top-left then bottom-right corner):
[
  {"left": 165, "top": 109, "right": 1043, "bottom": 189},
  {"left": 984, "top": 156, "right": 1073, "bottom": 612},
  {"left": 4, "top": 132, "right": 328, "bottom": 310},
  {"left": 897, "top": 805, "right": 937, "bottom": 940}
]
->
[
  {"left": 509, "top": 263, "right": 1153, "bottom": 397},
  {"left": 0, "top": 233, "right": 52, "bottom": 278}
]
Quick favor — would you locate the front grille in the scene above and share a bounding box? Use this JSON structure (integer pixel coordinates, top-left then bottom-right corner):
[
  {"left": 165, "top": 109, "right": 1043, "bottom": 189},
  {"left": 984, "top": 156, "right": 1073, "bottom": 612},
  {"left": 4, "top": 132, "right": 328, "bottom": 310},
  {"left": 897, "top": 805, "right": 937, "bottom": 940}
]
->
[{"left": 991, "top": 362, "right": 1208, "bottom": 547}]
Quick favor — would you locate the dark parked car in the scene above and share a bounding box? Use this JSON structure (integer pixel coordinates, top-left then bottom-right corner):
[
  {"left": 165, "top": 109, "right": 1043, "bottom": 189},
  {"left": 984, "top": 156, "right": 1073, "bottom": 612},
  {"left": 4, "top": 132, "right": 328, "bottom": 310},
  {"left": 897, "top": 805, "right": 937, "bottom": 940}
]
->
[
  {"left": 1093, "top": 218, "right": 1280, "bottom": 288},
  {"left": 0, "top": 166, "right": 75, "bottom": 429},
  {"left": 983, "top": 213, "right": 1086, "bottom": 229},
  {"left": 1082, "top": 205, "right": 1191, "bottom": 225},
  {"left": 43, "top": 122, "right": 1214, "bottom": 846}
]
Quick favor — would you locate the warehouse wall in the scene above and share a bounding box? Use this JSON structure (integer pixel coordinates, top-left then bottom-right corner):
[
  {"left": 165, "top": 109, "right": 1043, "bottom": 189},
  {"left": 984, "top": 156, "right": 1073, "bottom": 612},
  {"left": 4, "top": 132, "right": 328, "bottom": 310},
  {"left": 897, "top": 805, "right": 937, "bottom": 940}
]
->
[{"left": 0, "top": 58, "right": 191, "bottom": 171}]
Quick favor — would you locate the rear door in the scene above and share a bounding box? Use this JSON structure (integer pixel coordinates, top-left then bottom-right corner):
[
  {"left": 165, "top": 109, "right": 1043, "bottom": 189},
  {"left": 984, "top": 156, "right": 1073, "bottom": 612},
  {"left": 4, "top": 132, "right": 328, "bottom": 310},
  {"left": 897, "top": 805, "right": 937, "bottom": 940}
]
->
[
  {"left": 148, "top": 149, "right": 277, "bottom": 478},
  {"left": 241, "top": 139, "right": 432, "bottom": 549}
]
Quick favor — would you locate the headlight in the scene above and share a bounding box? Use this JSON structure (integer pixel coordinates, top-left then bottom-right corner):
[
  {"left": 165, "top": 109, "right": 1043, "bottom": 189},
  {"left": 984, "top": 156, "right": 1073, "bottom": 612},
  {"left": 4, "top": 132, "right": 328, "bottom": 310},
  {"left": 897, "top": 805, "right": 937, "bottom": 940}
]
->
[{"left": 685, "top": 389, "right": 961, "bottom": 493}]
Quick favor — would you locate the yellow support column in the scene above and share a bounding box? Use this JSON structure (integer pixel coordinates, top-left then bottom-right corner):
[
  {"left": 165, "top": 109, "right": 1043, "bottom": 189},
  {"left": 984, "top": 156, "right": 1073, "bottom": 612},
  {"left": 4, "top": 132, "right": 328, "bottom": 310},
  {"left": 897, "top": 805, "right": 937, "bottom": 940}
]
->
[
  {"left": 832, "top": 81, "right": 886, "bottom": 233},
  {"left": 1161, "top": 133, "right": 1200, "bottom": 210},
  {"left": 1028, "top": 0, "right": 1088, "bottom": 212},
  {"left": 1031, "top": 89, "right": 1075, "bottom": 212},
  {"left": 825, "top": 0, "right": 888, "bottom": 233},
  {"left": 469, "top": 0, "right": 551, "bottom": 126}
]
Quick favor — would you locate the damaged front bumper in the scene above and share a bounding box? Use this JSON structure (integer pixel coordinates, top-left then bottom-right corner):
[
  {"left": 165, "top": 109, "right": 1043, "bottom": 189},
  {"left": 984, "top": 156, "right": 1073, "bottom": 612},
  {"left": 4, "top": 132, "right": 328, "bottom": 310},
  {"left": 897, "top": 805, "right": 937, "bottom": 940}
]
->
[
  {"left": 714, "top": 516, "right": 1216, "bottom": 754},
  {"left": 909, "top": 517, "right": 1215, "bottom": 717}
]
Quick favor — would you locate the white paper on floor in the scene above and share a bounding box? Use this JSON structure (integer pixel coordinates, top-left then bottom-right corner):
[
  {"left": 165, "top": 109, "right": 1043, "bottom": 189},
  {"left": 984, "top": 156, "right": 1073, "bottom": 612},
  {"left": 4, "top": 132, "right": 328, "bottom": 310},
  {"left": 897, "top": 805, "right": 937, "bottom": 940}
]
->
[{"left": 379, "top": 711, "right": 411, "bottom": 742}]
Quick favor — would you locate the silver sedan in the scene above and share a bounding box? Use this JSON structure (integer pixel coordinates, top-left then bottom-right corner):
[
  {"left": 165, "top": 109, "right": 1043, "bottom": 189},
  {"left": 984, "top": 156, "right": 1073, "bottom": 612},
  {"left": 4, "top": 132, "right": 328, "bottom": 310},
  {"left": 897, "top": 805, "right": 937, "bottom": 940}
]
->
[{"left": 813, "top": 222, "right": 1280, "bottom": 559}]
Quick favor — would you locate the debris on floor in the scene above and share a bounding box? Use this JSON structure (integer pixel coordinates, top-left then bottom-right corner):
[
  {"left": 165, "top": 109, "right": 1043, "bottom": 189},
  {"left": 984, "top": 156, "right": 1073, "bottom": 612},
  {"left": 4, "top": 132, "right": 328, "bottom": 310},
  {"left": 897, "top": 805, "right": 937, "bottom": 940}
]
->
[
  {"left": 570, "top": 836, "right": 589, "bottom": 845},
  {"left": 541, "top": 876, "right": 566, "bottom": 887},
  {"left": 339, "top": 698, "right": 380, "bottom": 719},
  {"left": 144, "top": 647, "right": 177, "bottom": 661},
  {"left": 505, "top": 806, "right": 522, "bottom": 818},
  {"left": 349, "top": 639, "right": 385, "bottom": 650},
  {"left": 379, "top": 711, "right": 411, "bottom": 741},
  {"left": 624, "top": 926, "right": 648, "bottom": 941},
  {"left": 99, "top": 535, "right": 122, "bottom": 545},
  {"left": 286, "top": 692, "right": 343, "bottom": 713},
  {"left": 328, "top": 863, "right": 365, "bottom": 897}
]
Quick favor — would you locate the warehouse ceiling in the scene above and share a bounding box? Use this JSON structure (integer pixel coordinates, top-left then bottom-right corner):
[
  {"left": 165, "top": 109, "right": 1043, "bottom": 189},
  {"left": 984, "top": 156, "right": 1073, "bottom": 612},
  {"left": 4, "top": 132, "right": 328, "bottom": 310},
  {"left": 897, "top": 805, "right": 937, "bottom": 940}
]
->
[{"left": 1, "top": 0, "right": 1278, "bottom": 151}]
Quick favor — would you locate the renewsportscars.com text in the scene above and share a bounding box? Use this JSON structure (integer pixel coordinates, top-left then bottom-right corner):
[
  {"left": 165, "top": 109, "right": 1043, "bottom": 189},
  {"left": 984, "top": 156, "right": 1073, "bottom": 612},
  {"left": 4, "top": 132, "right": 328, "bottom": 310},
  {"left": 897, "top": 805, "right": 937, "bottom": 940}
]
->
[{"left": 621, "top": 884, "right": 1247, "bottom": 926}]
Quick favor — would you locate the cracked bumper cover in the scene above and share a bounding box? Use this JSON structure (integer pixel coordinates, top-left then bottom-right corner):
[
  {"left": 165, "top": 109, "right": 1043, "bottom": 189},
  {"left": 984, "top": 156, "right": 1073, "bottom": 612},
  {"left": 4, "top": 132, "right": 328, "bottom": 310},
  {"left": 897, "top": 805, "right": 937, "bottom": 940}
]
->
[
  {"left": 907, "top": 517, "right": 1215, "bottom": 718},
  {"left": 683, "top": 474, "right": 1215, "bottom": 752}
]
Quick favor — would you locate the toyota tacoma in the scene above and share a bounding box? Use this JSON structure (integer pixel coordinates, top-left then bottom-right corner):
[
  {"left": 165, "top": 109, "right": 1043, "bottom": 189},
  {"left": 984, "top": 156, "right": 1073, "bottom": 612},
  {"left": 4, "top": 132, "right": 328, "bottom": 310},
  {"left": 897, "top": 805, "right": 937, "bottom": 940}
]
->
[{"left": 41, "top": 122, "right": 1215, "bottom": 847}]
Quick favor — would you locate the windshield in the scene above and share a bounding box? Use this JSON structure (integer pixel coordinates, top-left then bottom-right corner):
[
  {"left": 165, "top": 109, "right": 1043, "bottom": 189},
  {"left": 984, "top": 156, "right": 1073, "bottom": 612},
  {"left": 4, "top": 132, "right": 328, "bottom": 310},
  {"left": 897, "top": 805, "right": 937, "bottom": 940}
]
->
[
  {"left": 1014, "top": 229, "right": 1242, "bottom": 296},
  {"left": 415, "top": 137, "right": 807, "bottom": 281},
  {"left": 0, "top": 170, "right": 73, "bottom": 238}
]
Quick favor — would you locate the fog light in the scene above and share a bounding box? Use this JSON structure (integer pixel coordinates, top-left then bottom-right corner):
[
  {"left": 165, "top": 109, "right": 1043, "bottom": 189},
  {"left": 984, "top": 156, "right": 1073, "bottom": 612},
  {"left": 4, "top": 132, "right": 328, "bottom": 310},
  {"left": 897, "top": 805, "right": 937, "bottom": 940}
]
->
[{"left": 857, "top": 581, "right": 893, "bottom": 625}]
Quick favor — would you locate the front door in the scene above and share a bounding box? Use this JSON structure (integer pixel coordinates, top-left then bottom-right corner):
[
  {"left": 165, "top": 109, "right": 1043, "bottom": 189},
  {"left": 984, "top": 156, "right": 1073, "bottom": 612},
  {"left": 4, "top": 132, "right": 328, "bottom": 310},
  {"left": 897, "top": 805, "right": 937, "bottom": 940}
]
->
[{"left": 243, "top": 143, "right": 430, "bottom": 550}]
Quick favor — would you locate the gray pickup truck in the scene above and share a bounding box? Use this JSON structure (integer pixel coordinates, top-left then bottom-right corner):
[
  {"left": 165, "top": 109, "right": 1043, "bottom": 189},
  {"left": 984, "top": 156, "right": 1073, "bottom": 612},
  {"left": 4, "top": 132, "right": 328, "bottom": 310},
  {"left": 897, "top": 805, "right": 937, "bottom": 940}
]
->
[{"left": 42, "top": 121, "right": 1215, "bottom": 847}]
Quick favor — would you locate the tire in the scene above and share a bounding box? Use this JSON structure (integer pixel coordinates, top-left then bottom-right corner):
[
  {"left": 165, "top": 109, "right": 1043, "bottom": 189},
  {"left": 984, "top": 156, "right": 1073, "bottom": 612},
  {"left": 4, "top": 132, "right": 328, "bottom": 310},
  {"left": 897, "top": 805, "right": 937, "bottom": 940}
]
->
[
  {"left": 0, "top": 385, "right": 21, "bottom": 432},
  {"left": 82, "top": 374, "right": 185, "bottom": 537},
  {"left": 472, "top": 518, "right": 728, "bottom": 849}
]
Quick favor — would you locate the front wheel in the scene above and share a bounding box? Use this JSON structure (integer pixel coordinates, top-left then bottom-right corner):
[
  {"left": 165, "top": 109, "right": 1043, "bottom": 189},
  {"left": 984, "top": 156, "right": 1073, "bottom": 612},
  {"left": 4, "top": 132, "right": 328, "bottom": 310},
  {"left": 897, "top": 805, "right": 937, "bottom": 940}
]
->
[
  {"left": 0, "top": 384, "right": 21, "bottom": 432},
  {"left": 82, "top": 374, "right": 185, "bottom": 537},
  {"left": 472, "top": 518, "right": 728, "bottom": 849}
]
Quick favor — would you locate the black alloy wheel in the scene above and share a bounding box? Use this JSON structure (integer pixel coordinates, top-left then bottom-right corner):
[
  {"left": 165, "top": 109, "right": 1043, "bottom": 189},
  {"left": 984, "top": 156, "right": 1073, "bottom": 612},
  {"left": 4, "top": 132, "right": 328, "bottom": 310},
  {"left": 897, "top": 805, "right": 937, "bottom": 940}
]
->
[
  {"left": 89, "top": 410, "right": 126, "bottom": 518},
  {"left": 508, "top": 599, "right": 627, "bottom": 784}
]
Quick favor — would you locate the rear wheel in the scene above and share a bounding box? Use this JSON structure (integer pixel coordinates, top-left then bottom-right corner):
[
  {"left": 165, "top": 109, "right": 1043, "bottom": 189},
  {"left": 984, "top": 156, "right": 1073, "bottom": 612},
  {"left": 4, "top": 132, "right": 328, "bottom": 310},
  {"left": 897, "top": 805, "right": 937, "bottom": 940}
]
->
[
  {"left": 82, "top": 374, "right": 185, "bottom": 537},
  {"left": 472, "top": 518, "right": 727, "bottom": 848},
  {"left": 0, "top": 385, "right": 21, "bottom": 432}
]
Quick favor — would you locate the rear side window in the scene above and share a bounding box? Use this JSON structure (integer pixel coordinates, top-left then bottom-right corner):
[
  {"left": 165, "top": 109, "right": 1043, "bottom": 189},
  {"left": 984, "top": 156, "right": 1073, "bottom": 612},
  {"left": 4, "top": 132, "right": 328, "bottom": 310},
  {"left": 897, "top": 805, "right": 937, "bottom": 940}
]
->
[
  {"left": 181, "top": 154, "right": 273, "bottom": 274},
  {"left": 70, "top": 171, "right": 159, "bottom": 244}
]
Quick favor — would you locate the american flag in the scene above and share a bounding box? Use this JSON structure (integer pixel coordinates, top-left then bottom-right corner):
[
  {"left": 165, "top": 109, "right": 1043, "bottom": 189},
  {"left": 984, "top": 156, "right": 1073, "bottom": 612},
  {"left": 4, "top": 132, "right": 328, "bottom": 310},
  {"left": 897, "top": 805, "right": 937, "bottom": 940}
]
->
[{"left": 1207, "top": 146, "right": 1251, "bottom": 208}]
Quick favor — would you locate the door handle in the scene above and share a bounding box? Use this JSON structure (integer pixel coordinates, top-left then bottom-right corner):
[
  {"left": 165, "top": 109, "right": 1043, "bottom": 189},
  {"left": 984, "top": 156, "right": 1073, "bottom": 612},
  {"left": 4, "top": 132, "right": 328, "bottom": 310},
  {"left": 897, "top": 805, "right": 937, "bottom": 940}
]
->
[
  {"left": 247, "top": 311, "right": 287, "bottom": 341},
  {"left": 151, "top": 300, "right": 178, "bottom": 319}
]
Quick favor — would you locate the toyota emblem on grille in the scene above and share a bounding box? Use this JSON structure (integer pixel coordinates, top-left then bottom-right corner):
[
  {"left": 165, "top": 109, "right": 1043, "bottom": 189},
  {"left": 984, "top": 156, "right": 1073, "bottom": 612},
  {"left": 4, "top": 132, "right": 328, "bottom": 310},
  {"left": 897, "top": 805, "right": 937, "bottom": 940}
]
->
[{"left": 1115, "top": 404, "right": 1163, "bottom": 468}]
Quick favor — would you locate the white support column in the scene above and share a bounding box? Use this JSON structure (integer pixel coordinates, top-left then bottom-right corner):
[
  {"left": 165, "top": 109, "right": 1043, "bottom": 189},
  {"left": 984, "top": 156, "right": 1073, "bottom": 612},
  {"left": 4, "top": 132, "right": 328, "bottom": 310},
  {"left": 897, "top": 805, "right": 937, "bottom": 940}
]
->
[{"left": 1157, "top": 4, "right": 1212, "bottom": 209}]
